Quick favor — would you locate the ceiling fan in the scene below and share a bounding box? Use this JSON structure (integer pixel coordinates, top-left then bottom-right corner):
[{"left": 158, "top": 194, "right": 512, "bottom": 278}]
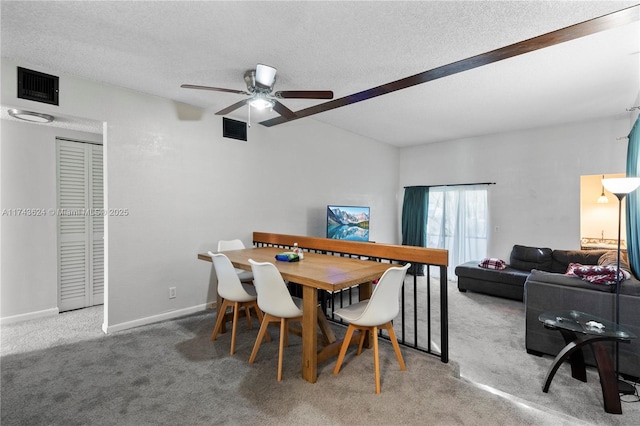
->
[{"left": 181, "top": 64, "right": 334, "bottom": 119}]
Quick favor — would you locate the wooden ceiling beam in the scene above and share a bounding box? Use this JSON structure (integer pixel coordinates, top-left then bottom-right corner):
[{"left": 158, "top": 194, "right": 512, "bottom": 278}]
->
[{"left": 260, "top": 5, "right": 639, "bottom": 127}]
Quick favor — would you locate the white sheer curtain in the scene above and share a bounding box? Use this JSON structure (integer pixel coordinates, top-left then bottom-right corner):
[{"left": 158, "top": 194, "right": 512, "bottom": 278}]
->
[{"left": 426, "top": 185, "right": 489, "bottom": 279}]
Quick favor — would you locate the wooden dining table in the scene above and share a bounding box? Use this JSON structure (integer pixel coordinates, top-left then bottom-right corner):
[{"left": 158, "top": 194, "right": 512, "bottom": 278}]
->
[{"left": 198, "top": 246, "right": 392, "bottom": 383}]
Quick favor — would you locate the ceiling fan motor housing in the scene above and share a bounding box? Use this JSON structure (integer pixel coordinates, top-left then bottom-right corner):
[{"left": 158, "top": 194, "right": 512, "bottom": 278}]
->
[{"left": 244, "top": 69, "right": 275, "bottom": 93}]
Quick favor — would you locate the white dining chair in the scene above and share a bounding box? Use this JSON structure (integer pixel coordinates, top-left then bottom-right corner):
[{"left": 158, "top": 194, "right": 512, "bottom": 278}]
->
[
  {"left": 248, "top": 259, "right": 304, "bottom": 381},
  {"left": 209, "top": 252, "right": 268, "bottom": 355},
  {"left": 218, "top": 239, "right": 254, "bottom": 283},
  {"left": 332, "top": 263, "right": 411, "bottom": 394}
]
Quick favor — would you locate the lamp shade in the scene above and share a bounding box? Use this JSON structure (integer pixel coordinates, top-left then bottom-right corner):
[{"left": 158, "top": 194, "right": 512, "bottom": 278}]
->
[{"left": 602, "top": 177, "right": 640, "bottom": 196}]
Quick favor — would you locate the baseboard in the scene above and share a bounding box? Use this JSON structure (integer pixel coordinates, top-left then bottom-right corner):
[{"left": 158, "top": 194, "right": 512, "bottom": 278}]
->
[
  {"left": 0, "top": 307, "right": 59, "bottom": 325},
  {"left": 103, "top": 303, "right": 210, "bottom": 334}
]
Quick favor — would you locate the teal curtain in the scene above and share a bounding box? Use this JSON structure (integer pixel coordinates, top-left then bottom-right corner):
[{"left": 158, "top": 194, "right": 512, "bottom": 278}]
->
[
  {"left": 401, "top": 186, "right": 429, "bottom": 275},
  {"left": 626, "top": 116, "right": 640, "bottom": 277}
]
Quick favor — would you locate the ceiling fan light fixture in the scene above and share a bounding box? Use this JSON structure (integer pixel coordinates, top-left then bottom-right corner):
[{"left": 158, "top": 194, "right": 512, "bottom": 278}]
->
[
  {"left": 249, "top": 97, "right": 274, "bottom": 110},
  {"left": 182, "top": 63, "right": 331, "bottom": 119},
  {"left": 8, "top": 108, "right": 54, "bottom": 123},
  {"left": 255, "top": 64, "right": 277, "bottom": 88}
]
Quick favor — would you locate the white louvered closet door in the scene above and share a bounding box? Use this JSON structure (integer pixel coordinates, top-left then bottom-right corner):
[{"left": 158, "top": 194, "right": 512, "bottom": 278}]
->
[{"left": 57, "top": 139, "right": 104, "bottom": 312}]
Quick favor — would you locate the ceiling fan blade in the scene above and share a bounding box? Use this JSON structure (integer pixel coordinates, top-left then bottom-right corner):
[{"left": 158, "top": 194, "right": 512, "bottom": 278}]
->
[
  {"left": 274, "top": 90, "right": 334, "bottom": 99},
  {"left": 181, "top": 84, "right": 248, "bottom": 95},
  {"left": 271, "top": 100, "right": 297, "bottom": 119},
  {"left": 215, "top": 99, "right": 249, "bottom": 115},
  {"left": 255, "top": 64, "right": 277, "bottom": 88}
]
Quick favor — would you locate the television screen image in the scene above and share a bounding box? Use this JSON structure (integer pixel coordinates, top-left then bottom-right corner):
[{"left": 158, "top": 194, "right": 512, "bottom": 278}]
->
[{"left": 326, "top": 205, "right": 370, "bottom": 242}]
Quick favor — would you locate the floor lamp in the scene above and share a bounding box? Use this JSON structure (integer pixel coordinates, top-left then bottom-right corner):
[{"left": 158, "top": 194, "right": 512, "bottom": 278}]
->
[{"left": 601, "top": 177, "right": 640, "bottom": 395}]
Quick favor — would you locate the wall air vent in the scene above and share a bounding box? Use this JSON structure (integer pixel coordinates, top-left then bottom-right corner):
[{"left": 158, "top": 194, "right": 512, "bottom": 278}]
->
[
  {"left": 222, "top": 117, "right": 247, "bottom": 141},
  {"left": 17, "top": 67, "right": 59, "bottom": 105}
]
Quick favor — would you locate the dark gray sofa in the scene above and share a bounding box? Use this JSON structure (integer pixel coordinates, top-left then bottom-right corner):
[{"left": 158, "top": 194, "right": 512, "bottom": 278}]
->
[
  {"left": 456, "top": 244, "right": 640, "bottom": 379},
  {"left": 525, "top": 268, "right": 640, "bottom": 380},
  {"left": 455, "top": 245, "right": 606, "bottom": 301}
]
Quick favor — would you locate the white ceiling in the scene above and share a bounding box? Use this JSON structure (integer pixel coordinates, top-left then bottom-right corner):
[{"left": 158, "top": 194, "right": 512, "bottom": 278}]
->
[{"left": 1, "top": 1, "right": 639, "bottom": 147}]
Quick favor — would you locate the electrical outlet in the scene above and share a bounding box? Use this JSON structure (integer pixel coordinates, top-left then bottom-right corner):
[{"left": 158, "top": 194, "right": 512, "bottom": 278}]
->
[{"left": 169, "top": 287, "right": 176, "bottom": 299}]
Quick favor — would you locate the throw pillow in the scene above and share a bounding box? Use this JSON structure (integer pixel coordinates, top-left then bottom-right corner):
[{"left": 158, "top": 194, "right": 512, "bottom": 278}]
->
[
  {"left": 597, "top": 251, "right": 632, "bottom": 277},
  {"left": 478, "top": 258, "right": 507, "bottom": 270},
  {"left": 565, "top": 263, "right": 630, "bottom": 285}
]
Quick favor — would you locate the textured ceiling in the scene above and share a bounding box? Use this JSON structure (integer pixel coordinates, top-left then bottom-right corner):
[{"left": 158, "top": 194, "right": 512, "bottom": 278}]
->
[{"left": 1, "top": 1, "right": 639, "bottom": 146}]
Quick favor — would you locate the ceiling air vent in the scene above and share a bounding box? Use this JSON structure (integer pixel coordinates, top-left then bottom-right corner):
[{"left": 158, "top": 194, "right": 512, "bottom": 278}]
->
[{"left": 17, "top": 67, "right": 59, "bottom": 105}]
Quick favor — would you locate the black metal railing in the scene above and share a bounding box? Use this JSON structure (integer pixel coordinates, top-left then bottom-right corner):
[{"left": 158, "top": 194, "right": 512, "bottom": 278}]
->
[{"left": 253, "top": 233, "right": 449, "bottom": 364}]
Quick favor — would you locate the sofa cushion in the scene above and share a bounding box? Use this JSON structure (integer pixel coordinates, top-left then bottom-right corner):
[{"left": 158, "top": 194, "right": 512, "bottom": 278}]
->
[
  {"left": 509, "top": 245, "right": 553, "bottom": 272},
  {"left": 527, "top": 269, "right": 616, "bottom": 293},
  {"left": 597, "top": 250, "right": 632, "bottom": 276},
  {"left": 456, "top": 261, "right": 530, "bottom": 286},
  {"left": 551, "top": 249, "right": 606, "bottom": 273}
]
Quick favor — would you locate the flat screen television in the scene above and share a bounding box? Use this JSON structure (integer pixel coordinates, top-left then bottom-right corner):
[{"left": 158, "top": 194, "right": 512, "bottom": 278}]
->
[{"left": 326, "top": 205, "right": 370, "bottom": 242}]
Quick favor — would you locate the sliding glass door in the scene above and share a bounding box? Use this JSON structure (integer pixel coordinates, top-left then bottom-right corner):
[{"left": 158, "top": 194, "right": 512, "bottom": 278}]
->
[{"left": 426, "top": 185, "right": 489, "bottom": 277}]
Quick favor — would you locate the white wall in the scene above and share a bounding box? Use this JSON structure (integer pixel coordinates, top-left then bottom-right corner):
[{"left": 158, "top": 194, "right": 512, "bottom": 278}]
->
[
  {"left": 399, "top": 116, "right": 633, "bottom": 262},
  {"left": 0, "top": 120, "right": 102, "bottom": 320},
  {"left": 0, "top": 59, "right": 399, "bottom": 330}
]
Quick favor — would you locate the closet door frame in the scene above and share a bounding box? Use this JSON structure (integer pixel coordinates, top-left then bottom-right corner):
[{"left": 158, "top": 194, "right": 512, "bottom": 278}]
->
[{"left": 56, "top": 138, "right": 104, "bottom": 312}]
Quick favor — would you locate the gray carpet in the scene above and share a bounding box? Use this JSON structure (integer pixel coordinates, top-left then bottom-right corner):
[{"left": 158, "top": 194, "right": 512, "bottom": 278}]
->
[
  {"left": 448, "top": 288, "right": 640, "bottom": 426},
  {"left": 2, "top": 280, "right": 639, "bottom": 425}
]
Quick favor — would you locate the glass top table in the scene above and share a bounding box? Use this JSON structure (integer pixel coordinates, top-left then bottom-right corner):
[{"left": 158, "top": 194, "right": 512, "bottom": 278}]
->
[
  {"left": 538, "top": 310, "right": 636, "bottom": 414},
  {"left": 539, "top": 310, "right": 636, "bottom": 340}
]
